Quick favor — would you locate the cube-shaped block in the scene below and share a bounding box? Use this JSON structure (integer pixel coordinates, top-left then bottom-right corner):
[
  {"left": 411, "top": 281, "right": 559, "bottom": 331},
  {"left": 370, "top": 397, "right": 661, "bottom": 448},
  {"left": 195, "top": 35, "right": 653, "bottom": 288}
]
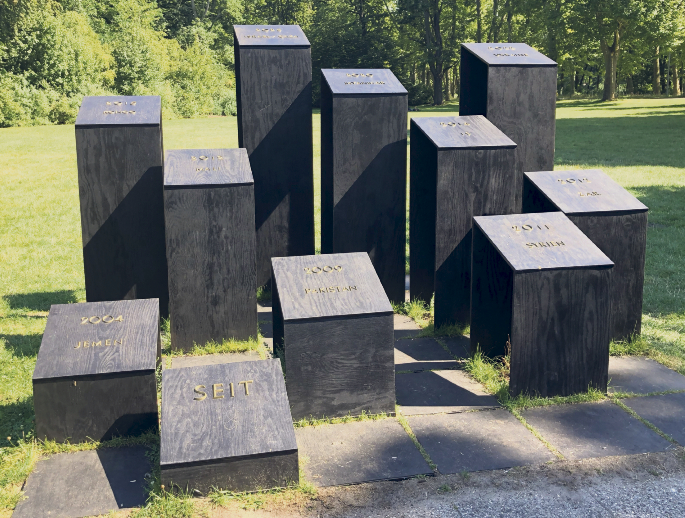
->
[
  {"left": 160, "top": 360, "right": 298, "bottom": 493},
  {"left": 164, "top": 149, "right": 257, "bottom": 350},
  {"left": 523, "top": 169, "right": 648, "bottom": 342},
  {"left": 410, "top": 115, "right": 517, "bottom": 327},
  {"left": 321, "top": 69, "right": 408, "bottom": 303},
  {"left": 272, "top": 252, "right": 395, "bottom": 420},
  {"left": 75, "top": 96, "right": 168, "bottom": 315},
  {"left": 471, "top": 213, "right": 614, "bottom": 397},
  {"left": 234, "top": 25, "right": 314, "bottom": 287},
  {"left": 459, "top": 43, "right": 557, "bottom": 210},
  {"left": 33, "top": 299, "right": 160, "bottom": 442}
]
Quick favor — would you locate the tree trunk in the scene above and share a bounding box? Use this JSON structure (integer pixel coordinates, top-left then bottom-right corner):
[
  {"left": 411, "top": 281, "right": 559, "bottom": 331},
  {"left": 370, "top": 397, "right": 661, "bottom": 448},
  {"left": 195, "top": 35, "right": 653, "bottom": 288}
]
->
[
  {"left": 476, "top": 0, "right": 482, "bottom": 43},
  {"left": 432, "top": 70, "right": 443, "bottom": 105},
  {"left": 411, "top": 64, "right": 416, "bottom": 84},
  {"left": 673, "top": 59, "right": 680, "bottom": 95},
  {"left": 506, "top": 0, "right": 512, "bottom": 43},
  {"left": 600, "top": 30, "right": 619, "bottom": 101},
  {"left": 568, "top": 69, "right": 575, "bottom": 97},
  {"left": 489, "top": 0, "right": 499, "bottom": 43},
  {"left": 444, "top": 69, "right": 451, "bottom": 101},
  {"left": 626, "top": 76, "right": 634, "bottom": 95},
  {"left": 653, "top": 47, "right": 661, "bottom": 95}
]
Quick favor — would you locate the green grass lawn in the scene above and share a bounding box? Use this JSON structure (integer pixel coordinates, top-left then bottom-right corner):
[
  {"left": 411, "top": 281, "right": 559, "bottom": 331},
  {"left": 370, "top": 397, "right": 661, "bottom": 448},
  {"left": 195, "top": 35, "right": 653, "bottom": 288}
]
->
[{"left": 1, "top": 97, "right": 685, "bottom": 513}]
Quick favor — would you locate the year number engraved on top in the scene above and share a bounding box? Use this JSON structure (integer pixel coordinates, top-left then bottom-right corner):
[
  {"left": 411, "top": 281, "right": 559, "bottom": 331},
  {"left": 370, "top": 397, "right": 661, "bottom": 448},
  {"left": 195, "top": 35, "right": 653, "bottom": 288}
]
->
[
  {"left": 81, "top": 315, "right": 124, "bottom": 324},
  {"left": 511, "top": 224, "right": 552, "bottom": 232},
  {"left": 304, "top": 265, "right": 343, "bottom": 274}
]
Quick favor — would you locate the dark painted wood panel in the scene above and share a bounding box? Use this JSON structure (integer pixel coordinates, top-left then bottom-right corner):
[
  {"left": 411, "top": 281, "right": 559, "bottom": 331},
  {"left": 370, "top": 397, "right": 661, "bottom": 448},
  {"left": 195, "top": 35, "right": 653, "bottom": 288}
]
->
[
  {"left": 75, "top": 96, "right": 160, "bottom": 127},
  {"left": 411, "top": 115, "right": 516, "bottom": 150},
  {"left": 459, "top": 47, "right": 489, "bottom": 117},
  {"left": 76, "top": 119, "right": 169, "bottom": 315},
  {"left": 34, "top": 371, "right": 158, "bottom": 442},
  {"left": 164, "top": 149, "right": 253, "bottom": 187},
  {"left": 272, "top": 252, "right": 392, "bottom": 321},
  {"left": 320, "top": 69, "right": 407, "bottom": 95},
  {"left": 235, "top": 42, "right": 314, "bottom": 287},
  {"left": 234, "top": 24, "right": 309, "bottom": 47},
  {"left": 321, "top": 89, "right": 407, "bottom": 303},
  {"left": 34, "top": 299, "right": 159, "bottom": 379},
  {"left": 283, "top": 314, "right": 395, "bottom": 420},
  {"left": 462, "top": 43, "right": 557, "bottom": 67},
  {"left": 164, "top": 183, "right": 257, "bottom": 349},
  {"left": 571, "top": 212, "right": 647, "bottom": 341},
  {"left": 509, "top": 268, "right": 611, "bottom": 397}
]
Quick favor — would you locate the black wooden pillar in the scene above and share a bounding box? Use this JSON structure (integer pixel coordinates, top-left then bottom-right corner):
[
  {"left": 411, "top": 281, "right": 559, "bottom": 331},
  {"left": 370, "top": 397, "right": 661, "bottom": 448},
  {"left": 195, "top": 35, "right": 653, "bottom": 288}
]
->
[
  {"left": 410, "top": 115, "right": 516, "bottom": 327},
  {"left": 459, "top": 43, "right": 557, "bottom": 211},
  {"left": 164, "top": 149, "right": 257, "bottom": 350},
  {"left": 234, "top": 25, "right": 314, "bottom": 288},
  {"left": 320, "top": 69, "right": 408, "bottom": 303},
  {"left": 75, "top": 96, "right": 168, "bottom": 315}
]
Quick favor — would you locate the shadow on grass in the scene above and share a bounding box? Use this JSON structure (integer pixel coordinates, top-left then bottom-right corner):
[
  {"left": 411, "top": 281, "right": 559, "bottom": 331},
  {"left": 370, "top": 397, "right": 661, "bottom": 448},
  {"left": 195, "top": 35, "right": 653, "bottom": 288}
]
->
[
  {"left": 0, "top": 333, "right": 42, "bottom": 357},
  {"left": 4, "top": 290, "right": 79, "bottom": 312},
  {"left": 0, "top": 397, "right": 35, "bottom": 444}
]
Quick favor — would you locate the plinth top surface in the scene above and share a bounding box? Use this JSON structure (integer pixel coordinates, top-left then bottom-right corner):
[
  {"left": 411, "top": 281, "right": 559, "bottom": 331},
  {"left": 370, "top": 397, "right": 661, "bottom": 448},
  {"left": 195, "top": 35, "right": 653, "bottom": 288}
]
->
[
  {"left": 234, "top": 25, "right": 310, "bottom": 46},
  {"left": 164, "top": 149, "right": 253, "bottom": 187},
  {"left": 412, "top": 115, "right": 516, "bottom": 149},
  {"left": 160, "top": 360, "right": 297, "bottom": 465},
  {"left": 33, "top": 299, "right": 159, "bottom": 380},
  {"left": 75, "top": 96, "right": 161, "bottom": 127},
  {"left": 462, "top": 43, "right": 557, "bottom": 67},
  {"left": 525, "top": 169, "right": 648, "bottom": 215},
  {"left": 473, "top": 212, "right": 614, "bottom": 272},
  {"left": 272, "top": 252, "right": 393, "bottom": 320},
  {"left": 322, "top": 69, "right": 408, "bottom": 95}
]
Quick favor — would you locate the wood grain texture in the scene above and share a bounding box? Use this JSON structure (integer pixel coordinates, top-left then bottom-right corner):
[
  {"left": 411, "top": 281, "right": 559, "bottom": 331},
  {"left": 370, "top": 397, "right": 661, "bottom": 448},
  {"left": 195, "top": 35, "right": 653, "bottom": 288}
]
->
[
  {"left": 160, "top": 360, "right": 296, "bottom": 465},
  {"left": 410, "top": 115, "right": 516, "bottom": 150},
  {"left": 164, "top": 175, "right": 257, "bottom": 349},
  {"left": 34, "top": 372, "right": 158, "bottom": 442},
  {"left": 164, "top": 149, "right": 253, "bottom": 187},
  {"left": 461, "top": 43, "right": 557, "bottom": 67},
  {"left": 161, "top": 450, "right": 298, "bottom": 494},
  {"left": 33, "top": 299, "right": 159, "bottom": 379},
  {"left": 510, "top": 268, "right": 611, "bottom": 397},
  {"left": 76, "top": 110, "right": 169, "bottom": 315},
  {"left": 282, "top": 314, "right": 395, "bottom": 420},
  {"left": 75, "top": 96, "right": 160, "bottom": 127},
  {"left": 458, "top": 47, "right": 489, "bottom": 118},
  {"left": 473, "top": 212, "right": 614, "bottom": 273},
  {"left": 234, "top": 24, "right": 309, "bottom": 47},
  {"left": 320, "top": 69, "right": 407, "bottom": 95},
  {"left": 320, "top": 78, "right": 407, "bottom": 303},
  {"left": 271, "top": 252, "right": 392, "bottom": 321},
  {"left": 235, "top": 41, "right": 314, "bottom": 287}
]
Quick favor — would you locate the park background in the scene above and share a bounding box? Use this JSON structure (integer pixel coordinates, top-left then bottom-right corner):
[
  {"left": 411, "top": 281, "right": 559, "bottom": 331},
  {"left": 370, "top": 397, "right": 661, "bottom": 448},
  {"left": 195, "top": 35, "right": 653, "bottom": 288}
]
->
[{"left": 2, "top": 0, "right": 685, "bottom": 516}]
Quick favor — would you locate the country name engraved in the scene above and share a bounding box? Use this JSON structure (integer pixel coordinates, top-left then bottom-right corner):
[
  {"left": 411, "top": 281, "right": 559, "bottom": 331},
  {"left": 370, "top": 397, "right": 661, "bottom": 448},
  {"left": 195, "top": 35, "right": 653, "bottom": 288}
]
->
[
  {"left": 344, "top": 81, "right": 386, "bottom": 85},
  {"left": 103, "top": 110, "right": 135, "bottom": 115},
  {"left": 305, "top": 286, "right": 357, "bottom": 294},
  {"left": 579, "top": 191, "right": 601, "bottom": 197},
  {"left": 557, "top": 177, "right": 591, "bottom": 184},
  {"left": 304, "top": 265, "right": 343, "bottom": 274},
  {"left": 526, "top": 241, "right": 566, "bottom": 248},
  {"left": 106, "top": 101, "right": 137, "bottom": 106},
  {"left": 493, "top": 53, "right": 529, "bottom": 57},
  {"left": 511, "top": 224, "right": 552, "bottom": 232},
  {"left": 346, "top": 73, "right": 374, "bottom": 77},
  {"left": 74, "top": 338, "right": 123, "bottom": 349},
  {"left": 193, "top": 380, "right": 254, "bottom": 400},
  {"left": 245, "top": 35, "right": 299, "bottom": 39},
  {"left": 81, "top": 315, "right": 123, "bottom": 324}
]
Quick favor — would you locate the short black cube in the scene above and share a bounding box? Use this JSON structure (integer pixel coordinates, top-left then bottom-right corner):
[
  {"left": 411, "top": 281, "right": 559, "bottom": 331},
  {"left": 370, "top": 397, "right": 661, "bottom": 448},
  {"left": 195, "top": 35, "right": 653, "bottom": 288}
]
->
[
  {"left": 410, "top": 115, "right": 516, "bottom": 327},
  {"left": 471, "top": 213, "right": 614, "bottom": 397},
  {"left": 523, "top": 169, "right": 648, "bottom": 342},
  {"left": 320, "top": 69, "right": 408, "bottom": 303},
  {"left": 459, "top": 43, "right": 557, "bottom": 210},
  {"left": 164, "top": 149, "right": 257, "bottom": 350},
  {"left": 75, "top": 96, "right": 168, "bottom": 315},
  {"left": 160, "top": 359, "right": 298, "bottom": 493},
  {"left": 272, "top": 252, "right": 394, "bottom": 420},
  {"left": 234, "top": 25, "right": 314, "bottom": 288},
  {"left": 33, "top": 299, "right": 160, "bottom": 442}
]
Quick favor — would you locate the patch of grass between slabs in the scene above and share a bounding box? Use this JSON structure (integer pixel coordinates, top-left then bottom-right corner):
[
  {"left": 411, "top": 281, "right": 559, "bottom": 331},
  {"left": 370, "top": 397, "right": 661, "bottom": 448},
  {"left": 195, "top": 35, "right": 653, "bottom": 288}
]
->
[
  {"left": 612, "top": 398, "right": 679, "bottom": 445},
  {"left": 396, "top": 409, "right": 437, "bottom": 472},
  {"left": 293, "top": 410, "right": 391, "bottom": 428}
]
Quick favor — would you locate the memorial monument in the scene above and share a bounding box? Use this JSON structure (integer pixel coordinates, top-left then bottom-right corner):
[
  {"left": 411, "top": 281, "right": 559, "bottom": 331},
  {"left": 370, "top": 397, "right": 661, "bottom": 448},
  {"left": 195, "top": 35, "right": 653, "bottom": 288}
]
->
[{"left": 320, "top": 68, "right": 408, "bottom": 303}]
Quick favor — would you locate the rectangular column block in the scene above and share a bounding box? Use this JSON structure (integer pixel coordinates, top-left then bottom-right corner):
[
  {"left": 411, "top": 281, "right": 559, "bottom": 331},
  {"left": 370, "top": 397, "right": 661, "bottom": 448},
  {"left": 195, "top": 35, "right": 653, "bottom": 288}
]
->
[
  {"left": 410, "top": 115, "right": 516, "bottom": 327},
  {"left": 523, "top": 169, "right": 648, "bottom": 342},
  {"left": 320, "top": 69, "right": 408, "bottom": 303},
  {"left": 459, "top": 43, "right": 557, "bottom": 211},
  {"left": 272, "top": 252, "right": 395, "bottom": 420},
  {"left": 164, "top": 149, "right": 257, "bottom": 350},
  {"left": 75, "top": 96, "right": 168, "bottom": 315},
  {"left": 471, "top": 213, "right": 614, "bottom": 397},
  {"left": 33, "top": 299, "right": 160, "bottom": 442},
  {"left": 160, "top": 360, "right": 298, "bottom": 494},
  {"left": 234, "top": 25, "right": 314, "bottom": 288}
]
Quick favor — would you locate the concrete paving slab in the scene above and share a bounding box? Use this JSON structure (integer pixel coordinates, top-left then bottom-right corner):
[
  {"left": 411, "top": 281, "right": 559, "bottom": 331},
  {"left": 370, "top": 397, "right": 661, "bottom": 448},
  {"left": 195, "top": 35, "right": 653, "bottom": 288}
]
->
[
  {"left": 609, "top": 356, "right": 685, "bottom": 395},
  {"left": 259, "top": 318, "right": 274, "bottom": 353},
  {"left": 408, "top": 409, "right": 554, "bottom": 474},
  {"left": 394, "top": 314, "right": 421, "bottom": 339},
  {"left": 623, "top": 392, "right": 685, "bottom": 445},
  {"left": 295, "top": 419, "right": 432, "bottom": 487},
  {"left": 439, "top": 336, "right": 470, "bottom": 359},
  {"left": 396, "top": 370, "right": 499, "bottom": 415},
  {"left": 522, "top": 401, "right": 672, "bottom": 460},
  {"left": 171, "top": 351, "right": 263, "bottom": 369},
  {"left": 12, "top": 447, "right": 150, "bottom": 518},
  {"left": 395, "top": 338, "right": 459, "bottom": 372}
]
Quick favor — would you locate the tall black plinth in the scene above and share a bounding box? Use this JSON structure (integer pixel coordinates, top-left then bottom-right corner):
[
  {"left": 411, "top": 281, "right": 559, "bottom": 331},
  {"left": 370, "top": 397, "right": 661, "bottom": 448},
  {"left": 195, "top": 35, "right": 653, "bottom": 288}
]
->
[
  {"left": 234, "top": 25, "right": 314, "bottom": 288},
  {"left": 75, "top": 96, "right": 168, "bottom": 315},
  {"left": 164, "top": 149, "right": 257, "bottom": 350},
  {"left": 523, "top": 169, "right": 648, "bottom": 342},
  {"left": 320, "top": 69, "right": 408, "bottom": 303},
  {"left": 459, "top": 43, "right": 557, "bottom": 211},
  {"left": 410, "top": 115, "right": 516, "bottom": 327}
]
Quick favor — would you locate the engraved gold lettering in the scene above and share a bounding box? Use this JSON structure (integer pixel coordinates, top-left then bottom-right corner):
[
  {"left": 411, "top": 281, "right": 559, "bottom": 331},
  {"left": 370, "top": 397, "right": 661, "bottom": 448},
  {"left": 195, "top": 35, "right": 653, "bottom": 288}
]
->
[
  {"left": 312, "top": 267, "right": 322, "bottom": 273},
  {"left": 230, "top": 382, "right": 235, "bottom": 397},
  {"left": 522, "top": 224, "right": 533, "bottom": 231},
  {"left": 74, "top": 342, "right": 81, "bottom": 349},
  {"left": 81, "top": 317, "right": 88, "bottom": 324},
  {"left": 114, "top": 339, "right": 123, "bottom": 345},
  {"left": 351, "top": 286, "right": 358, "bottom": 290},
  {"left": 512, "top": 225, "right": 520, "bottom": 232},
  {"left": 239, "top": 380, "right": 254, "bottom": 395},
  {"left": 83, "top": 341, "right": 90, "bottom": 348},
  {"left": 115, "top": 315, "right": 123, "bottom": 322},
  {"left": 105, "top": 339, "right": 111, "bottom": 346},
  {"left": 213, "top": 383, "right": 224, "bottom": 399},
  {"left": 102, "top": 315, "right": 113, "bottom": 323},
  {"left": 89, "top": 316, "right": 101, "bottom": 324},
  {"left": 194, "top": 385, "right": 207, "bottom": 401},
  {"left": 93, "top": 340, "right": 102, "bottom": 347},
  {"left": 526, "top": 243, "right": 537, "bottom": 248},
  {"left": 335, "top": 265, "right": 343, "bottom": 271},
  {"left": 82, "top": 315, "right": 123, "bottom": 324},
  {"left": 323, "top": 265, "right": 333, "bottom": 272}
]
